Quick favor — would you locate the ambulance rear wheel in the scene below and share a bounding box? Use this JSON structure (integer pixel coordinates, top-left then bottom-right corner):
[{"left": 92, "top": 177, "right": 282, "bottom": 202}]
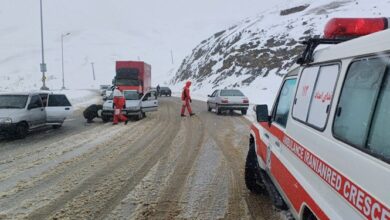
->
[{"left": 245, "top": 140, "right": 265, "bottom": 194}]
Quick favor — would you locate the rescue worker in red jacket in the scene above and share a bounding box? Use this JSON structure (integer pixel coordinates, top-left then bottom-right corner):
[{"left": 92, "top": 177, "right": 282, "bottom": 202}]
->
[
  {"left": 181, "top": 81, "right": 195, "bottom": 117},
  {"left": 113, "top": 87, "right": 128, "bottom": 125}
]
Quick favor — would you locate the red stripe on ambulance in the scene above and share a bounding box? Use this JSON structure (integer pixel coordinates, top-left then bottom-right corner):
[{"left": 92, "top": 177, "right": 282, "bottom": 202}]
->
[
  {"left": 270, "top": 153, "right": 329, "bottom": 219},
  {"left": 258, "top": 122, "right": 390, "bottom": 220},
  {"left": 251, "top": 125, "right": 267, "bottom": 163}
]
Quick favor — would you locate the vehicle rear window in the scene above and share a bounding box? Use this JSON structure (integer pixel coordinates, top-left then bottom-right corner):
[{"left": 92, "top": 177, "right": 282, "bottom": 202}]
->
[
  {"left": 0, "top": 95, "right": 28, "bottom": 109},
  {"left": 333, "top": 57, "right": 390, "bottom": 162},
  {"left": 220, "top": 90, "right": 244, "bottom": 96},
  {"left": 48, "top": 95, "right": 71, "bottom": 107}
]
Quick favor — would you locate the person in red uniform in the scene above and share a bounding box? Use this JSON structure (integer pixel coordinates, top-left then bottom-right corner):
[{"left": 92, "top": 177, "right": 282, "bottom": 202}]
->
[
  {"left": 181, "top": 81, "right": 195, "bottom": 117},
  {"left": 112, "top": 87, "right": 128, "bottom": 125}
]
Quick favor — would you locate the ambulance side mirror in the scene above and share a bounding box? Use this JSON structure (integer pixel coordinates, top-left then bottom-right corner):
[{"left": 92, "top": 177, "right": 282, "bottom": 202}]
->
[{"left": 255, "top": 105, "right": 270, "bottom": 124}]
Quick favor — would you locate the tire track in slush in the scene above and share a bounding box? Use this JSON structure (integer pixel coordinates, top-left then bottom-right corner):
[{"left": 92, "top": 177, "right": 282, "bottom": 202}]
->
[
  {"left": 94, "top": 101, "right": 182, "bottom": 220},
  {"left": 198, "top": 111, "right": 248, "bottom": 219},
  {"left": 27, "top": 101, "right": 180, "bottom": 220},
  {"left": 148, "top": 115, "right": 205, "bottom": 219}
]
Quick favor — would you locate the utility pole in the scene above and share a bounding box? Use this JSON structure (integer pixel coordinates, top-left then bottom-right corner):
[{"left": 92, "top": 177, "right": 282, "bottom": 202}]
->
[
  {"left": 91, "top": 62, "right": 96, "bottom": 81},
  {"left": 40, "top": 0, "right": 49, "bottom": 90},
  {"left": 61, "top": 33, "right": 71, "bottom": 90},
  {"left": 170, "top": 50, "right": 174, "bottom": 64}
]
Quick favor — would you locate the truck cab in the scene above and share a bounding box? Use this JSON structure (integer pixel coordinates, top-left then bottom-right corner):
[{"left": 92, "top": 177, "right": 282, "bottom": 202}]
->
[{"left": 115, "top": 61, "right": 151, "bottom": 94}]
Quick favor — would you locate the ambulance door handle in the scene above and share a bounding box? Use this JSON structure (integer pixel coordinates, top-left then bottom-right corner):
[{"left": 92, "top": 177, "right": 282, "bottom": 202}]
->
[{"left": 264, "top": 133, "right": 269, "bottom": 139}]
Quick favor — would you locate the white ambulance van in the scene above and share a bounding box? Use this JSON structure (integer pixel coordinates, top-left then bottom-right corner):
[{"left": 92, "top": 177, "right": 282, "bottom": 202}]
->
[{"left": 246, "top": 18, "right": 390, "bottom": 220}]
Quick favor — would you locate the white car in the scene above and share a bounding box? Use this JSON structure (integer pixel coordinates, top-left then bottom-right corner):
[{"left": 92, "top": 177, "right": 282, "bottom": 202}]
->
[
  {"left": 0, "top": 92, "right": 73, "bottom": 138},
  {"left": 207, "top": 89, "right": 249, "bottom": 115},
  {"left": 99, "top": 85, "right": 111, "bottom": 96},
  {"left": 101, "top": 90, "right": 158, "bottom": 121},
  {"left": 103, "top": 86, "right": 115, "bottom": 100}
]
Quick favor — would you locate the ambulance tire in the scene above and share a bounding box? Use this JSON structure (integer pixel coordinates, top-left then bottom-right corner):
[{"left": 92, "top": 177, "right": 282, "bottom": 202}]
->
[
  {"left": 245, "top": 142, "right": 265, "bottom": 194},
  {"left": 260, "top": 169, "right": 288, "bottom": 210}
]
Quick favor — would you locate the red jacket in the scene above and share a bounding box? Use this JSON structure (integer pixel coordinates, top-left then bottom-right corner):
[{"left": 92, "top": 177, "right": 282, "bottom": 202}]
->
[
  {"left": 113, "top": 96, "right": 126, "bottom": 109},
  {"left": 181, "top": 81, "right": 192, "bottom": 101}
]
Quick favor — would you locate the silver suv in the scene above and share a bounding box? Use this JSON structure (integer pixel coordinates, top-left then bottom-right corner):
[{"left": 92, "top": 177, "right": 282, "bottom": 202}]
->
[{"left": 0, "top": 92, "right": 73, "bottom": 138}]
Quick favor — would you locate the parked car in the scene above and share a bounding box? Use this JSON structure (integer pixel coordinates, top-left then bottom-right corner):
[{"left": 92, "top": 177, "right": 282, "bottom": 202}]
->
[
  {"left": 99, "top": 85, "right": 111, "bottom": 96},
  {"left": 103, "top": 86, "right": 115, "bottom": 101},
  {"left": 0, "top": 92, "right": 73, "bottom": 138},
  {"left": 207, "top": 89, "right": 249, "bottom": 115},
  {"left": 159, "top": 87, "right": 172, "bottom": 96},
  {"left": 101, "top": 90, "right": 158, "bottom": 122}
]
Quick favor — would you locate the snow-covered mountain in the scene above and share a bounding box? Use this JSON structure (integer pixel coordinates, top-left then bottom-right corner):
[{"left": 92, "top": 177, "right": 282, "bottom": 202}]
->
[
  {"left": 0, "top": 0, "right": 283, "bottom": 92},
  {"left": 171, "top": 0, "right": 390, "bottom": 106}
]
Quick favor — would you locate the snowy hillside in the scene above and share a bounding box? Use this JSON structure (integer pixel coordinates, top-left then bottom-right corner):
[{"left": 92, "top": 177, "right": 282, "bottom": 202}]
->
[
  {"left": 0, "top": 0, "right": 283, "bottom": 92},
  {"left": 171, "top": 0, "right": 390, "bottom": 106}
]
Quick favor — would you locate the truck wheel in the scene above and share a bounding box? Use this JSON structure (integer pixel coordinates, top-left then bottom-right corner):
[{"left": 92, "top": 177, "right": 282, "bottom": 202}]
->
[
  {"left": 15, "top": 123, "right": 28, "bottom": 139},
  {"left": 245, "top": 141, "right": 265, "bottom": 194},
  {"left": 241, "top": 109, "right": 247, "bottom": 115}
]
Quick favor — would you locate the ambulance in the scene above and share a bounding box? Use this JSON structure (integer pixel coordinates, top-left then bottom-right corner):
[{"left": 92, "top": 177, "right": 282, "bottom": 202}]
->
[{"left": 247, "top": 18, "right": 390, "bottom": 220}]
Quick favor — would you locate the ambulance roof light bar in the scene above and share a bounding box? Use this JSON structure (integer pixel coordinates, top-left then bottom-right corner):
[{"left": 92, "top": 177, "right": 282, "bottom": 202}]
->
[
  {"left": 297, "top": 17, "right": 389, "bottom": 65},
  {"left": 324, "top": 17, "right": 388, "bottom": 39}
]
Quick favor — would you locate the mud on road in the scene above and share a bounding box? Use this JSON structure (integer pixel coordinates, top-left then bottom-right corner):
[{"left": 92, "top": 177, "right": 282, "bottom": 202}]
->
[{"left": 0, "top": 98, "right": 284, "bottom": 220}]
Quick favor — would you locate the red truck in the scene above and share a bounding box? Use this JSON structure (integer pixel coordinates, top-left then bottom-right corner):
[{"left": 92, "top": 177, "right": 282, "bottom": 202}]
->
[{"left": 114, "top": 61, "right": 151, "bottom": 94}]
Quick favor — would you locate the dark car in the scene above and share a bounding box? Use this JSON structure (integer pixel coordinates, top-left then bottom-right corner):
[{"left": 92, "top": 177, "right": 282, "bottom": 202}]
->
[{"left": 159, "top": 87, "right": 172, "bottom": 96}]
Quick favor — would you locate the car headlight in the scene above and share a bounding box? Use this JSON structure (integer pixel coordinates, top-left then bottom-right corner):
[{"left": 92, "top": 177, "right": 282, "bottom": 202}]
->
[{"left": 0, "top": 118, "right": 12, "bottom": 124}]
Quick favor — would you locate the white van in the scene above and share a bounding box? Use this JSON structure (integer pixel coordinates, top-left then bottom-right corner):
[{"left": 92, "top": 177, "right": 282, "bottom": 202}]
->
[
  {"left": 247, "top": 18, "right": 390, "bottom": 220},
  {"left": 0, "top": 92, "right": 73, "bottom": 138}
]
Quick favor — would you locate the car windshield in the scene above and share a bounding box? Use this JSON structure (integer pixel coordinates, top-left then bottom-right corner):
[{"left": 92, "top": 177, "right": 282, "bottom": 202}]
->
[
  {"left": 124, "top": 91, "right": 140, "bottom": 100},
  {"left": 0, "top": 95, "right": 28, "bottom": 109},
  {"left": 220, "top": 90, "right": 244, "bottom": 97}
]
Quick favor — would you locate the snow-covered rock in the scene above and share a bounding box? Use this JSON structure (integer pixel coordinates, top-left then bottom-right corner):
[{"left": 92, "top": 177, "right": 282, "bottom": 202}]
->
[{"left": 171, "top": 0, "right": 389, "bottom": 106}]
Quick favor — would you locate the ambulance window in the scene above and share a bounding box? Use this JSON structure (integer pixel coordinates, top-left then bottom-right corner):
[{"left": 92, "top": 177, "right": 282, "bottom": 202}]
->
[
  {"left": 293, "top": 66, "right": 320, "bottom": 122},
  {"left": 273, "top": 78, "right": 297, "bottom": 128},
  {"left": 307, "top": 65, "right": 339, "bottom": 129},
  {"left": 334, "top": 57, "right": 387, "bottom": 149},
  {"left": 367, "top": 67, "right": 390, "bottom": 159}
]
